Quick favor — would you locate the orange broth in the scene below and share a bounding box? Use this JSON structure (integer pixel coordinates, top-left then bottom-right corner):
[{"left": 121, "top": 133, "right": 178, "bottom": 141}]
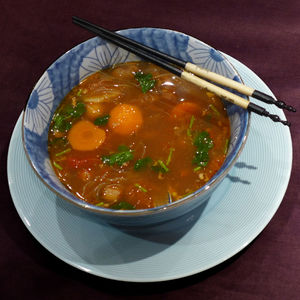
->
[{"left": 48, "top": 61, "right": 230, "bottom": 210}]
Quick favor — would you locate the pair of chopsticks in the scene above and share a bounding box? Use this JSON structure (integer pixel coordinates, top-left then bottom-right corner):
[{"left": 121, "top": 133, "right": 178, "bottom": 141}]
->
[{"left": 72, "top": 16, "right": 296, "bottom": 126}]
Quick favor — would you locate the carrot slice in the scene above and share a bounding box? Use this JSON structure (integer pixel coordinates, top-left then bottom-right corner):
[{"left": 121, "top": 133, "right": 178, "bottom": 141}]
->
[
  {"left": 108, "top": 104, "right": 143, "bottom": 135},
  {"left": 171, "top": 101, "right": 201, "bottom": 118},
  {"left": 68, "top": 120, "right": 106, "bottom": 151}
]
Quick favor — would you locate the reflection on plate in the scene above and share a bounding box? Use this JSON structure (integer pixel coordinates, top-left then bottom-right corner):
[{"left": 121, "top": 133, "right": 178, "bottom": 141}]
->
[{"left": 7, "top": 54, "right": 292, "bottom": 282}]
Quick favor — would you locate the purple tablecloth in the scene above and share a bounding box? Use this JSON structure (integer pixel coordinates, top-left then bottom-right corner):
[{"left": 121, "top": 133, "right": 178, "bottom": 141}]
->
[{"left": 1, "top": 0, "right": 299, "bottom": 298}]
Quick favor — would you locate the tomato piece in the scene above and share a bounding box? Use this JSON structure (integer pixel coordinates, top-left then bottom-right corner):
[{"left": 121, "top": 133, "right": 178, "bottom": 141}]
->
[{"left": 171, "top": 101, "right": 202, "bottom": 118}]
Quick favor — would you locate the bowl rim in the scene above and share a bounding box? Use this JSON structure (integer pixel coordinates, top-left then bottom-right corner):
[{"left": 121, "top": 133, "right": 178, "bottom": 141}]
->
[{"left": 22, "top": 27, "right": 251, "bottom": 217}]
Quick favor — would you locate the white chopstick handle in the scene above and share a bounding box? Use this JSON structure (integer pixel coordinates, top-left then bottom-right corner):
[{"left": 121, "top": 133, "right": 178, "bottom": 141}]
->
[
  {"left": 181, "top": 71, "right": 250, "bottom": 109},
  {"left": 185, "top": 62, "right": 254, "bottom": 96}
]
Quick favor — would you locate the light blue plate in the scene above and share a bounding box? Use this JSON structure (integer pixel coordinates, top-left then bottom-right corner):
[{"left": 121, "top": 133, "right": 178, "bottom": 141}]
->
[{"left": 7, "top": 54, "right": 292, "bottom": 282}]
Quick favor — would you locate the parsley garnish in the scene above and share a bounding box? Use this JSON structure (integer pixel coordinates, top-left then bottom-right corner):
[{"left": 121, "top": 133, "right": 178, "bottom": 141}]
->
[
  {"left": 94, "top": 114, "right": 110, "bottom": 126},
  {"left": 68, "top": 102, "right": 85, "bottom": 118},
  {"left": 52, "top": 102, "right": 86, "bottom": 132},
  {"left": 102, "top": 145, "right": 134, "bottom": 166},
  {"left": 193, "top": 131, "right": 213, "bottom": 167},
  {"left": 134, "top": 72, "right": 156, "bottom": 93},
  {"left": 52, "top": 114, "right": 72, "bottom": 132},
  {"left": 110, "top": 201, "right": 135, "bottom": 210},
  {"left": 134, "top": 157, "right": 153, "bottom": 170}
]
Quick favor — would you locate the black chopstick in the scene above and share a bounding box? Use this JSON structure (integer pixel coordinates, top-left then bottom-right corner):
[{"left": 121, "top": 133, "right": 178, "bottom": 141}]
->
[{"left": 72, "top": 16, "right": 292, "bottom": 126}]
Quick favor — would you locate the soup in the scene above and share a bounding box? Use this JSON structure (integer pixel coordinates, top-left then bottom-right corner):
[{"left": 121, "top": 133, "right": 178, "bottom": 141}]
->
[{"left": 48, "top": 61, "right": 230, "bottom": 210}]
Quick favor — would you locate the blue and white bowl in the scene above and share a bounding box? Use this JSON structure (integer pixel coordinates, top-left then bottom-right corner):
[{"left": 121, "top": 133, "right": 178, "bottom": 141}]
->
[{"left": 22, "top": 28, "right": 250, "bottom": 226}]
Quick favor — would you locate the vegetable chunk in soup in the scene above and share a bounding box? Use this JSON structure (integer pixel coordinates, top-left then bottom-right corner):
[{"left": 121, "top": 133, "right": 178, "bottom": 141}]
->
[{"left": 48, "top": 61, "right": 230, "bottom": 210}]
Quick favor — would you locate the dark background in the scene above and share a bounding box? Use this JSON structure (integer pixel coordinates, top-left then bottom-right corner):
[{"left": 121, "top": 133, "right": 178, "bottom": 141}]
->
[{"left": 1, "top": 0, "right": 299, "bottom": 298}]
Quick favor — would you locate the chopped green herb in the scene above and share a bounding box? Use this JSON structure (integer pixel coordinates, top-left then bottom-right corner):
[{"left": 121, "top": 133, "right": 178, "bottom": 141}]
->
[
  {"left": 134, "top": 157, "right": 153, "bottom": 170},
  {"left": 77, "top": 89, "right": 82, "bottom": 96},
  {"left": 95, "top": 202, "right": 105, "bottom": 207},
  {"left": 193, "top": 131, "right": 214, "bottom": 167},
  {"left": 187, "top": 115, "right": 195, "bottom": 137},
  {"left": 55, "top": 148, "right": 71, "bottom": 157},
  {"left": 166, "top": 148, "right": 175, "bottom": 166},
  {"left": 110, "top": 201, "right": 135, "bottom": 210},
  {"left": 94, "top": 114, "right": 110, "bottom": 126},
  {"left": 193, "top": 150, "right": 209, "bottom": 167},
  {"left": 69, "top": 102, "right": 86, "bottom": 118},
  {"left": 134, "top": 183, "right": 148, "bottom": 193},
  {"left": 49, "top": 136, "right": 68, "bottom": 147},
  {"left": 194, "top": 131, "right": 213, "bottom": 149},
  {"left": 102, "top": 145, "right": 134, "bottom": 166},
  {"left": 52, "top": 114, "right": 71, "bottom": 132},
  {"left": 152, "top": 160, "right": 169, "bottom": 173},
  {"left": 158, "top": 160, "right": 169, "bottom": 172},
  {"left": 209, "top": 104, "right": 220, "bottom": 116},
  {"left": 52, "top": 102, "right": 86, "bottom": 132},
  {"left": 134, "top": 72, "right": 156, "bottom": 93},
  {"left": 53, "top": 161, "right": 63, "bottom": 170},
  {"left": 193, "top": 166, "right": 202, "bottom": 172}
]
